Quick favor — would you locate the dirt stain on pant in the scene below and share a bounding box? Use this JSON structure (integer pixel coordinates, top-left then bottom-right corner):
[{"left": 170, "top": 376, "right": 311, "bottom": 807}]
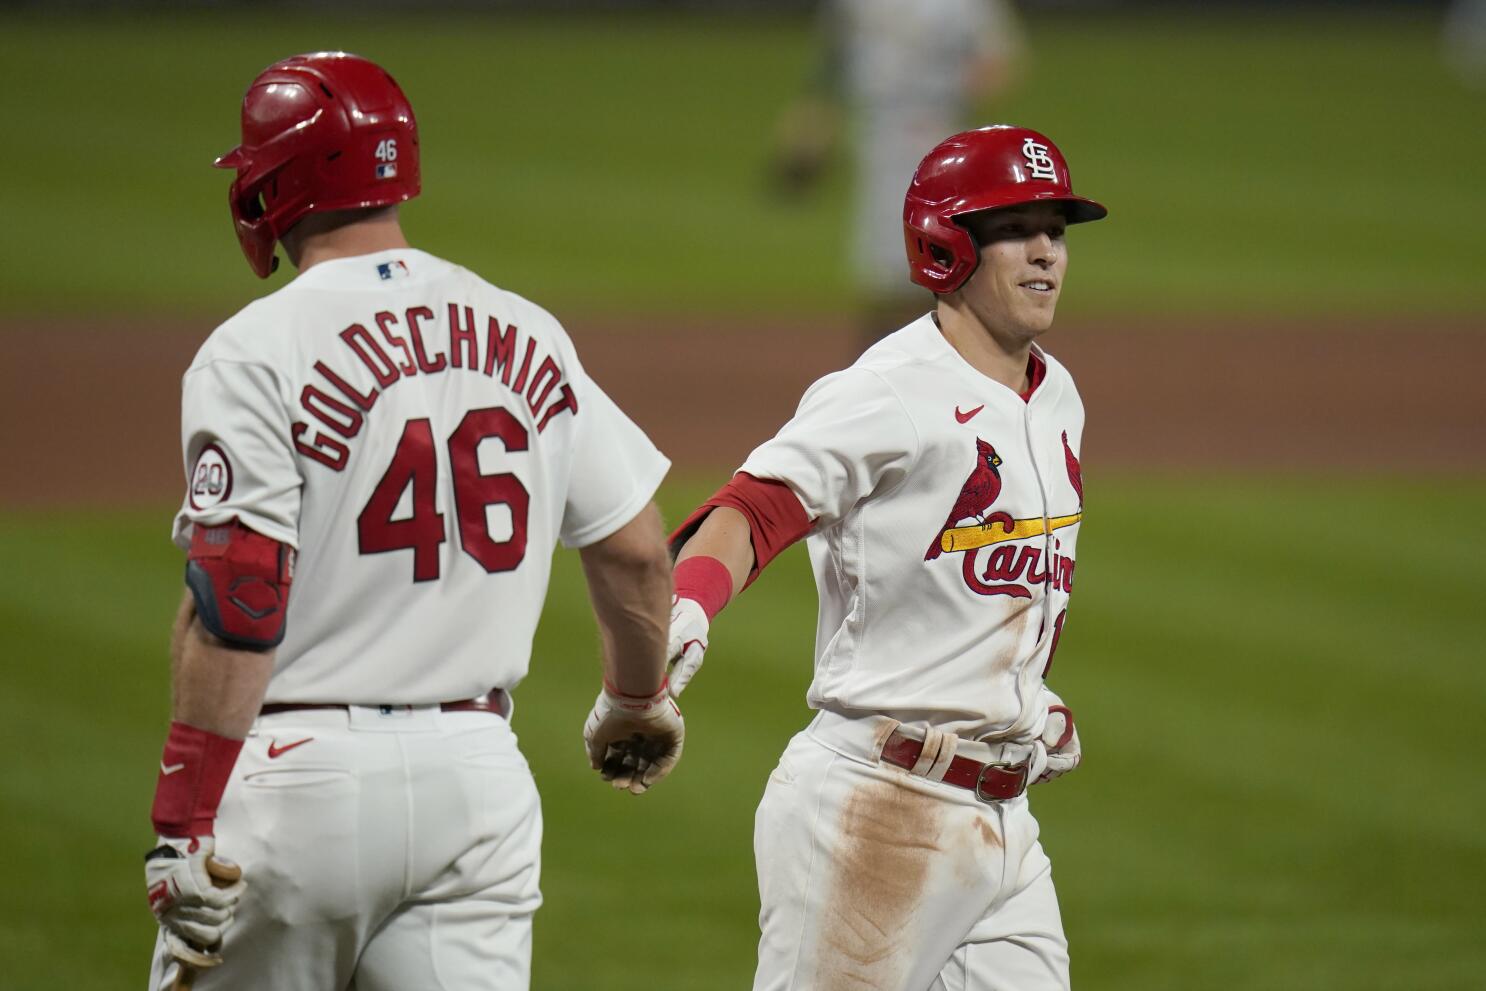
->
[{"left": 816, "top": 774, "right": 944, "bottom": 990}]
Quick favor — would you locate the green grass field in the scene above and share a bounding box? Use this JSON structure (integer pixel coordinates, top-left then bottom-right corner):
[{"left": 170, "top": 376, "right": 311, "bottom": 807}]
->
[
  {"left": 1, "top": 9, "right": 1483, "bottom": 318},
  {"left": 2, "top": 6, "right": 1484, "bottom": 989},
  {"left": 2, "top": 476, "right": 1484, "bottom": 989}
]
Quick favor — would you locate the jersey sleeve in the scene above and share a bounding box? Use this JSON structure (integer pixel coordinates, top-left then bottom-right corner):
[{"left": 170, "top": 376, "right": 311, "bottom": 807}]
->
[
  {"left": 739, "top": 367, "right": 919, "bottom": 528},
  {"left": 172, "top": 359, "right": 301, "bottom": 551},
  {"left": 558, "top": 363, "right": 670, "bottom": 549}
]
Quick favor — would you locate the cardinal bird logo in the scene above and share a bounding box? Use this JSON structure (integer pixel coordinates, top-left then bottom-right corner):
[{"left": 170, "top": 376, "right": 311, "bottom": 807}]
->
[
  {"left": 926, "top": 438, "right": 1016, "bottom": 560},
  {"left": 1062, "top": 431, "right": 1083, "bottom": 507}
]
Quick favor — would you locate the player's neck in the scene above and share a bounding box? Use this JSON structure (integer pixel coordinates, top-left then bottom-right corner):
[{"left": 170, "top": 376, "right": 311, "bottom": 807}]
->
[
  {"left": 933, "top": 306, "right": 1034, "bottom": 394},
  {"left": 283, "top": 209, "right": 412, "bottom": 274}
]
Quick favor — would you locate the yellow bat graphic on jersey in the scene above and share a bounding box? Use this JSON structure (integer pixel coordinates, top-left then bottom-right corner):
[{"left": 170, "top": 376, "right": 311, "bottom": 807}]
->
[{"left": 940, "top": 513, "right": 1082, "bottom": 553}]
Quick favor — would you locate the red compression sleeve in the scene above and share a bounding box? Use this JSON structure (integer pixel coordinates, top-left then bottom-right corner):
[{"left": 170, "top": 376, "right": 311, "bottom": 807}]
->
[
  {"left": 150, "top": 721, "right": 244, "bottom": 838},
  {"left": 673, "top": 555, "right": 734, "bottom": 620},
  {"left": 669, "top": 473, "right": 814, "bottom": 589}
]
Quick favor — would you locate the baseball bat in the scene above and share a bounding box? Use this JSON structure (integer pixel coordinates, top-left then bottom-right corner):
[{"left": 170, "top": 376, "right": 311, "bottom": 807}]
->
[
  {"left": 940, "top": 513, "right": 1083, "bottom": 553},
  {"left": 170, "top": 857, "right": 243, "bottom": 991}
]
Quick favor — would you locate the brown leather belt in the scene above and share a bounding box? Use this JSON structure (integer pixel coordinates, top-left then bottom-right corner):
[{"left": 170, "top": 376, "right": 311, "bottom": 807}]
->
[
  {"left": 879, "top": 729, "right": 1030, "bottom": 802},
  {"left": 260, "top": 687, "right": 510, "bottom": 719}
]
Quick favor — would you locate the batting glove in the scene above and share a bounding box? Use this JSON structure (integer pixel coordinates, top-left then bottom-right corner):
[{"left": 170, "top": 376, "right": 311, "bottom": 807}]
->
[
  {"left": 145, "top": 836, "right": 246, "bottom": 968},
  {"left": 666, "top": 596, "right": 710, "bottom": 698},
  {"left": 583, "top": 682, "right": 685, "bottom": 795},
  {"left": 1035, "top": 702, "right": 1081, "bottom": 785}
]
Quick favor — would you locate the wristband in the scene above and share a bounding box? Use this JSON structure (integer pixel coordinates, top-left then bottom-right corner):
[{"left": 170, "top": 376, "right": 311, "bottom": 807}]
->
[
  {"left": 602, "top": 677, "right": 671, "bottom": 709},
  {"left": 150, "top": 721, "right": 244, "bottom": 838},
  {"left": 673, "top": 555, "right": 733, "bottom": 620}
]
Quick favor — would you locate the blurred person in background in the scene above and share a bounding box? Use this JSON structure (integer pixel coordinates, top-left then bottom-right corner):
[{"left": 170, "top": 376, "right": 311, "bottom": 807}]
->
[
  {"left": 769, "top": 0, "right": 1025, "bottom": 346},
  {"left": 1444, "top": 0, "right": 1486, "bottom": 87}
]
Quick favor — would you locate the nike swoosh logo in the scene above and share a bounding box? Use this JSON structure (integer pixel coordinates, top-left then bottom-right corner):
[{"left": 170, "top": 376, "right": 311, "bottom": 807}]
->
[
  {"left": 954, "top": 405, "right": 985, "bottom": 424},
  {"left": 267, "top": 737, "right": 314, "bottom": 759},
  {"left": 160, "top": 762, "right": 186, "bottom": 775}
]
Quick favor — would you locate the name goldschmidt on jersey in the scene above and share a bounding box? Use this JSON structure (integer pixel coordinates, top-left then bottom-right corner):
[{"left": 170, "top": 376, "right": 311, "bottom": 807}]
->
[{"left": 292, "top": 301, "right": 580, "bottom": 471}]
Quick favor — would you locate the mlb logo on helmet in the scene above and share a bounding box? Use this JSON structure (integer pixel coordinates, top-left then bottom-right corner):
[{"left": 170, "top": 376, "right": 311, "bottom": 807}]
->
[
  {"left": 1022, "top": 138, "right": 1058, "bottom": 181},
  {"left": 375, "top": 162, "right": 398, "bottom": 179}
]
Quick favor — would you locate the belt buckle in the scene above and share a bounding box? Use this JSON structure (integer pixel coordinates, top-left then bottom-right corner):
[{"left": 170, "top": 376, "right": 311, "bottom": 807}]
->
[{"left": 973, "top": 760, "right": 1025, "bottom": 803}]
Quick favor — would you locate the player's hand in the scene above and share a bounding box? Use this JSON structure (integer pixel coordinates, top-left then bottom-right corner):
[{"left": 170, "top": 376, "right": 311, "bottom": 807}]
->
[
  {"left": 1035, "top": 704, "right": 1081, "bottom": 785},
  {"left": 583, "top": 682, "right": 685, "bottom": 795},
  {"left": 666, "top": 596, "right": 710, "bottom": 698},
  {"left": 145, "top": 836, "right": 246, "bottom": 968}
]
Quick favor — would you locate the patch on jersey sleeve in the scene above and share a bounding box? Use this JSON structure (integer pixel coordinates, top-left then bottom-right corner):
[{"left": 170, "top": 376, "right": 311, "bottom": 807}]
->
[{"left": 188, "top": 443, "right": 234, "bottom": 510}]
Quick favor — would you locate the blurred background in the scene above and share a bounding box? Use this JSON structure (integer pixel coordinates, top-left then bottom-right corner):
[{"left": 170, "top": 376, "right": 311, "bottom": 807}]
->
[{"left": 1, "top": 1, "right": 1483, "bottom": 988}]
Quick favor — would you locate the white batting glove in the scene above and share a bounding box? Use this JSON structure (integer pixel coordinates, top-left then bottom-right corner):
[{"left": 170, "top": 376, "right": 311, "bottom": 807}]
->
[
  {"left": 583, "top": 683, "right": 685, "bottom": 795},
  {"left": 1036, "top": 703, "right": 1081, "bottom": 785},
  {"left": 666, "top": 596, "right": 710, "bottom": 698},
  {"left": 145, "top": 836, "right": 246, "bottom": 968}
]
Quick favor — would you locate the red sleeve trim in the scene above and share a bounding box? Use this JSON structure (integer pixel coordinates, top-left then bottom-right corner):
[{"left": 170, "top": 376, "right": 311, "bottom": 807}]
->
[
  {"left": 150, "top": 721, "right": 244, "bottom": 838},
  {"left": 668, "top": 472, "right": 814, "bottom": 587}
]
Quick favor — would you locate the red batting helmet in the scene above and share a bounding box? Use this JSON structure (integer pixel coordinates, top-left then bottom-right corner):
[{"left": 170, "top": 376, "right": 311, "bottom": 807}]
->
[
  {"left": 904, "top": 125, "right": 1106, "bottom": 294},
  {"left": 214, "top": 52, "right": 421, "bottom": 278}
]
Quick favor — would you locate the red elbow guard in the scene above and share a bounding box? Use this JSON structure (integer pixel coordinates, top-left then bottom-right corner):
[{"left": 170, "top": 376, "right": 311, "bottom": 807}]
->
[{"left": 185, "top": 520, "right": 295, "bottom": 650}]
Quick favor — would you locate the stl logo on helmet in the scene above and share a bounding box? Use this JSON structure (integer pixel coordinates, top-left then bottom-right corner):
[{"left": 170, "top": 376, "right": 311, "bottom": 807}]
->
[
  {"left": 925, "top": 435, "right": 1081, "bottom": 599},
  {"left": 189, "top": 443, "right": 234, "bottom": 510},
  {"left": 1021, "top": 138, "right": 1058, "bottom": 182}
]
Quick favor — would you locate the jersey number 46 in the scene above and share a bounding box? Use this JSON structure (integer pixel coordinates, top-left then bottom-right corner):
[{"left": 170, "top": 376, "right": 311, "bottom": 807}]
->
[{"left": 358, "top": 406, "right": 528, "bottom": 582}]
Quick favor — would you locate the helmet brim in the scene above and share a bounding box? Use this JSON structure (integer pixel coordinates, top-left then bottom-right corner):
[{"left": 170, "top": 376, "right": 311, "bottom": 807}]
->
[{"left": 950, "top": 188, "right": 1108, "bottom": 225}]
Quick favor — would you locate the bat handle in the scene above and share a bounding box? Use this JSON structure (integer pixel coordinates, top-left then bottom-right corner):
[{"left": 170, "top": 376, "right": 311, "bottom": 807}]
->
[
  {"left": 169, "top": 856, "right": 243, "bottom": 991},
  {"left": 205, "top": 856, "right": 243, "bottom": 885}
]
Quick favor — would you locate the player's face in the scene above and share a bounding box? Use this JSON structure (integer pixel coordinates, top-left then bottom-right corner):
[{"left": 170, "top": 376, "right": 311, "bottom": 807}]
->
[{"left": 959, "top": 205, "right": 1069, "bottom": 340}]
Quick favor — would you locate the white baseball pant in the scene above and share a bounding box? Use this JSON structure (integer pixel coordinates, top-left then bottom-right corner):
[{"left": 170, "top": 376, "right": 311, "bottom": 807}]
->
[
  {"left": 752, "top": 712, "right": 1069, "bottom": 991},
  {"left": 147, "top": 705, "right": 543, "bottom": 990}
]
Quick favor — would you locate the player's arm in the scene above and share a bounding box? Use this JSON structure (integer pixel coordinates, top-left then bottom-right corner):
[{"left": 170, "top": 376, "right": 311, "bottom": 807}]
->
[
  {"left": 964, "top": 0, "right": 1027, "bottom": 107},
  {"left": 577, "top": 502, "right": 685, "bottom": 795},
  {"left": 169, "top": 589, "right": 276, "bottom": 736},
  {"left": 147, "top": 519, "right": 293, "bottom": 972},
  {"left": 664, "top": 473, "right": 815, "bottom": 697},
  {"left": 579, "top": 502, "right": 671, "bottom": 696}
]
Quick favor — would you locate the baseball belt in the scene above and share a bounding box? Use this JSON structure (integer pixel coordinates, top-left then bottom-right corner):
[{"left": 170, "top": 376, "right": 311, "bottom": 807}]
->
[
  {"left": 879, "top": 729, "right": 1030, "bottom": 802},
  {"left": 259, "top": 687, "right": 511, "bottom": 719}
]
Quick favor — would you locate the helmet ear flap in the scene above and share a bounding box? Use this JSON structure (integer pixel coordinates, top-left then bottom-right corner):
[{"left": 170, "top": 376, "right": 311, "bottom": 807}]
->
[{"left": 904, "top": 204, "right": 979, "bottom": 294}]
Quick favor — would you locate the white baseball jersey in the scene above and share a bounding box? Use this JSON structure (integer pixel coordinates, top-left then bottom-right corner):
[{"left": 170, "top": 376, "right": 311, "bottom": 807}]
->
[
  {"left": 740, "top": 314, "right": 1084, "bottom": 741},
  {"left": 829, "top": 0, "right": 1022, "bottom": 112},
  {"left": 172, "top": 248, "right": 669, "bottom": 704}
]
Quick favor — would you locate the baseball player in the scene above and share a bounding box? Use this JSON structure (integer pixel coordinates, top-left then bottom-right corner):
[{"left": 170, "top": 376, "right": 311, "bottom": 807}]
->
[
  {"left": 770, "top": 0, "right": 1024, "bottom": 343},
  {"left": 669, "top": 126, "right": 1104, "bottom": 990},
  {"left": 143, "top": 52, "right": 683, "bottom": 991}
]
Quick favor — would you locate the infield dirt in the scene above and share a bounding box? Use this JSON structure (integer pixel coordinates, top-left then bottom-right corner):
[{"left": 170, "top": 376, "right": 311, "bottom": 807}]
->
[{"left": 4, "top": 316, "right": 1482, "bottom": 506}]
